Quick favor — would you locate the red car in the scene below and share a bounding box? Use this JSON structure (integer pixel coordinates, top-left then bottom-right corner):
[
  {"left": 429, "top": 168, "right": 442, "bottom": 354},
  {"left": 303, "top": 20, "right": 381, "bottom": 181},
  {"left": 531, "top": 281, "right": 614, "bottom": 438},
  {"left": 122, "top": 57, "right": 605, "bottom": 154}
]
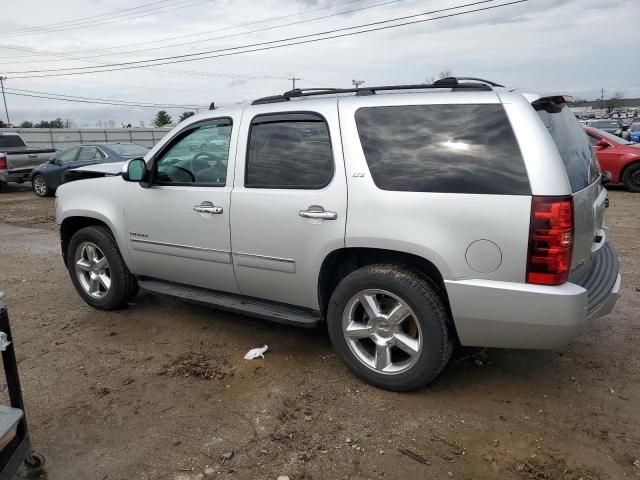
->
[{"left": 585, "top": 127, "right": 640, "bottom": 192}]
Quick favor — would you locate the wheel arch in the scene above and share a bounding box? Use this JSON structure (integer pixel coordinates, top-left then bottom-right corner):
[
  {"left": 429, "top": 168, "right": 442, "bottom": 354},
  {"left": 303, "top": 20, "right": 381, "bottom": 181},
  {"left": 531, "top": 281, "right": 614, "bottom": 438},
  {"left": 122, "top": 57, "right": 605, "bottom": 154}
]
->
[
  {"left": 317, "top": 247, "right": 455, "bottom": 335},
  {"left": 60, "top": 216, "right": 114, "bottom": 266},
  {"left": 620, "top": 159, "right": 640, "bottom": 183}
]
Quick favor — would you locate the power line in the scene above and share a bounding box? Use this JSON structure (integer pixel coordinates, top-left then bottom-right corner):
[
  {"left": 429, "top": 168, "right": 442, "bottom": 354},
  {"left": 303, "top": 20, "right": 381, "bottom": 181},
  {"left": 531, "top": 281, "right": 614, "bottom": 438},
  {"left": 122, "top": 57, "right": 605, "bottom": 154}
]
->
[
  {"left": 3, "top": 90, "right": 208, "bottom": 109},
  {"left": 0, "top": 0, "right": 367, "bottom": 59},
  {"left": 3, "top": 0, "right": 406, "bottom": 64},
  {"left": 5, "top": 0, "right": 527, "bottom": 79},
  {"left": 4, "top": 87, "right": 207, "bottom": 109},
  {"left": 2, "top": 0, "right": 181, "bottom": 34},
  {"left": 2, "top": 0, "right": 213, "bottom": 36}
]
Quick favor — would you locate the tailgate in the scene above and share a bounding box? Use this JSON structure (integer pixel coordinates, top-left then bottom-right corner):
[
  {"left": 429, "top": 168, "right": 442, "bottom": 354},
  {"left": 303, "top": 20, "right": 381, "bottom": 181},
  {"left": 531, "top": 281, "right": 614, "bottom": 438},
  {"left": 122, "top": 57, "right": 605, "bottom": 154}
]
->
[{"left": 570, "top": 180, "right": 607, "bottom": 280}]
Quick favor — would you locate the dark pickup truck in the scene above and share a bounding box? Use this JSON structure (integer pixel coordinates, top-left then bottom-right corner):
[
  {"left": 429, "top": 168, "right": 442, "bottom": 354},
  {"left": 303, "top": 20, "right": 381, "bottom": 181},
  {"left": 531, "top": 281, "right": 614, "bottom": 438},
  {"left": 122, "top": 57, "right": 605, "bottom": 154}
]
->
[{"left": 0, "top": 133, "right": 57, "bottom": 192}]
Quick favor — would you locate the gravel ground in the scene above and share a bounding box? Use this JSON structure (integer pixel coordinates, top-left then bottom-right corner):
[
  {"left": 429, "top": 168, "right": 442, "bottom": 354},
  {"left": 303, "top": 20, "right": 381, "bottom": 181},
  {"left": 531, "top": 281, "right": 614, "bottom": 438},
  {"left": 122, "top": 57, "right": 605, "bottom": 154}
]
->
[{"left": 0, "top": 183, "right": 638, "bottom": 480}]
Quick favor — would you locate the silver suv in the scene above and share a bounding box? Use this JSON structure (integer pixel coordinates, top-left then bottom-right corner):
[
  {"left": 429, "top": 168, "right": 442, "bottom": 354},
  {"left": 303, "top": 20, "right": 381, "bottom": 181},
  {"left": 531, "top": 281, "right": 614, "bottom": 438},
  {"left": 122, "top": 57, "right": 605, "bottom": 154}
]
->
[{"left": 56, "top": 78, "right": 621, "bottom": 391}]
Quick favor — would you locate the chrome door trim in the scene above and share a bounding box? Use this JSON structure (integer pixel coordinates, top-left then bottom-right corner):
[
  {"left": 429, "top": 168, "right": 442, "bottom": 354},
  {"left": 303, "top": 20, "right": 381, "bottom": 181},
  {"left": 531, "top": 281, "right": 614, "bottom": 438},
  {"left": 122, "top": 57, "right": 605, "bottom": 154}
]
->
[
  {"left": 130, "top": 237, "right": 232, "bottom": 264},
  {"left": 233, "top": 252, "right": 296, "bottom": 273}
]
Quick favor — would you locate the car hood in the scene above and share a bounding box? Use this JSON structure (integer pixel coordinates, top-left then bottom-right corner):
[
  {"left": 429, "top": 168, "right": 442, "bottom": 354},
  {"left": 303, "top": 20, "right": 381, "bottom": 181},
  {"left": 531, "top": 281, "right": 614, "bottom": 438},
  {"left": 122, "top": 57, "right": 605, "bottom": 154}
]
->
[{"left": 71, "top": 161, "right": 125, "bottom": 174}]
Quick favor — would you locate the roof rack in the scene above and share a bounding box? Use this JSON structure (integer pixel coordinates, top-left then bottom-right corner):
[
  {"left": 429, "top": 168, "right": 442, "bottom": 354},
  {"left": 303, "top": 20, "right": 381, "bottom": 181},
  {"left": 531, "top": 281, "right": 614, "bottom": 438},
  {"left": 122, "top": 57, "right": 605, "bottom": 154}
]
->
[{"left": 251, "top": 77, "right": 503, "bottom": 105}]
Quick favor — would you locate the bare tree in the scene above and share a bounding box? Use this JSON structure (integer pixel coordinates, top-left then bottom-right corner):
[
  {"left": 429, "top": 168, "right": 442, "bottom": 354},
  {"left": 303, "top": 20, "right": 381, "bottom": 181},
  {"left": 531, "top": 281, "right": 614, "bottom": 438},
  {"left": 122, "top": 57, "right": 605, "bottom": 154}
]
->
[
  {"left": 427, "top": 70, "right": 453, "bottom": 83},
  {"left": 605, "top": 90, "right": 625, "bottom": 112}
]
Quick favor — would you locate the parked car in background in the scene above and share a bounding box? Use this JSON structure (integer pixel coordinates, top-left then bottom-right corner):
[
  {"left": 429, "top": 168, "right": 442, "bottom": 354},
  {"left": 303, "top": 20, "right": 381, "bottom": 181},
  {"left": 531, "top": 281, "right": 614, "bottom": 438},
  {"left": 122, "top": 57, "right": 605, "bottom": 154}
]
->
[
  {"left": 585, "top": 127, "right": 640, "bottom": 192},
  {"left": 627, "top": 122, "right": 640, "bottom": 144},
  {"left": 586, "top": 119, "right": 622, "bottom": 137},
  {"left": 0, "top": 133, "right": 57, "bottom": 192},
  {"left": 30, "top": 143, "right": 150, "bottom": 197}
]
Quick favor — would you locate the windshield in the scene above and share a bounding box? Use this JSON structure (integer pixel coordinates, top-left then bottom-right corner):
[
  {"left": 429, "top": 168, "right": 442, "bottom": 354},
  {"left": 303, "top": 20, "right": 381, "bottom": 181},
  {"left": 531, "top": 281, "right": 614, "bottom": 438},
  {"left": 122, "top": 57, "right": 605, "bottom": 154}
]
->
[
  {"left": 0, "top": 135, "right": 26, "bottom": 148},
  {"left": 592, "top": 128, "right": 635, "bottom": 145},
  {"left": 106, "top": 143, "right": 150, "bottom": 157},
  {"left": 631, "top": 123, "right": 640, "bottom": 132},
  {"left": 590, "top": 121, "right": 619, "bottom": 129}
]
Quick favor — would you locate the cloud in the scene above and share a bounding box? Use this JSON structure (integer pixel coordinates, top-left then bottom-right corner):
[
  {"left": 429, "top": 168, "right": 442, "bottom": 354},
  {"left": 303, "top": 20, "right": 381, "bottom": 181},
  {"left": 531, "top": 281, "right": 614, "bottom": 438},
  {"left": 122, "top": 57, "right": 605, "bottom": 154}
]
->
[{"left": 0, "top": 0, "right": 638, "bottom": 124}]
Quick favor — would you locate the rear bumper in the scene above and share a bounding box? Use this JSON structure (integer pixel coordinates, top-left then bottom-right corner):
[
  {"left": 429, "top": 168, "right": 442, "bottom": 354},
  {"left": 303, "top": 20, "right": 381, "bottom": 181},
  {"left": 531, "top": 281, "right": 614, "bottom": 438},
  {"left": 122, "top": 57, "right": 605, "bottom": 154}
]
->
[
  {"left": 446, "top": 244, "right": 621, "bottom": 349},
  {"left": 0, "top": 170, "right": 32, "bottom": 184}
]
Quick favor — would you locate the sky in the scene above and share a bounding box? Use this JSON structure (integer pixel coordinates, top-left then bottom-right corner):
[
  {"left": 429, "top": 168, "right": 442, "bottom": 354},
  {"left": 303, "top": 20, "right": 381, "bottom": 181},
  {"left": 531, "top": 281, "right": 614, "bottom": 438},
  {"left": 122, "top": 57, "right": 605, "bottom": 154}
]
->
[{"left": 0, "top": 0, "right": 638, "bottom": 127}]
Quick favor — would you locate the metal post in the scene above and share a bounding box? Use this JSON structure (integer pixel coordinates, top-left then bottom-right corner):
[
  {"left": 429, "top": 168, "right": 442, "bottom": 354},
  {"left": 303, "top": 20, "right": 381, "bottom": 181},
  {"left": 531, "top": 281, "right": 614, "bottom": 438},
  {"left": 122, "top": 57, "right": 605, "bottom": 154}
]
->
[{"left": 0, "top": 77, "right": 10, "bottom": 125}]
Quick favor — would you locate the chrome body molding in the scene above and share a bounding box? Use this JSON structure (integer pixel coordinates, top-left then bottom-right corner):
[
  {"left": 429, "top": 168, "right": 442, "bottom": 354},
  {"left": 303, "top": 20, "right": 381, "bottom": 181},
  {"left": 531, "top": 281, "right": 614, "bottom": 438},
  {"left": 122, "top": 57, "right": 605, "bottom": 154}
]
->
[
  {"left": 233, "top": 252, "right": 296, "bottom": 274},
  {"left": 130, "top": 237, "right": 232, "bottom": 264}
]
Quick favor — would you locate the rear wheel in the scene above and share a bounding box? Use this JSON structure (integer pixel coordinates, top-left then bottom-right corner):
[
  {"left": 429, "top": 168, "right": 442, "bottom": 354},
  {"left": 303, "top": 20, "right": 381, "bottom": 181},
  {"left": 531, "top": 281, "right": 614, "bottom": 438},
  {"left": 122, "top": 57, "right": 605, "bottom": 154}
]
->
[
  {"left": 622, "top": 163, "right": 640, "bottom": 192},
  {"left": 67, "top": 226, "right": 138, "bottom": 310},
  {"left": 32, "top": 175, "right": 52, "bottom": 197},
  {"left": 327, "top": 264, "right": 453, "bottom": 391}
]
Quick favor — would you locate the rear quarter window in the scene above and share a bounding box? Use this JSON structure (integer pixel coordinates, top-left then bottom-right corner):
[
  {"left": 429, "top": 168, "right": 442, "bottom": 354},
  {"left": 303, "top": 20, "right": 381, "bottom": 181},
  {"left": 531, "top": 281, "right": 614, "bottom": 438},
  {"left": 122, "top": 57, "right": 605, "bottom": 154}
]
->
[
  {"left": 536, "top": 104, "right": 599, "bottom": 192},
  {"left": 354, "top": 104, "right": 530, "bottom": 195}
]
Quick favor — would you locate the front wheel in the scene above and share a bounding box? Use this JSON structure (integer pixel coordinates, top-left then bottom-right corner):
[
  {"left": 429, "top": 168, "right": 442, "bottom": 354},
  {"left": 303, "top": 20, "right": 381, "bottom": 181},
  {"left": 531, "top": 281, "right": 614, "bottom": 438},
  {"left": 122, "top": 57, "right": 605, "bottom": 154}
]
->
[
  {"left": 32, "top": 175, "right": 52, "bottom": 197},
  {"left": 327, "top": 264, "right": 453, "bottom": 392},
  {"left": 622, "top": 163, "right": 640, "bottom": 192},
  {"left": 67, "top": 226, "right": 138, "bottom": 310}
]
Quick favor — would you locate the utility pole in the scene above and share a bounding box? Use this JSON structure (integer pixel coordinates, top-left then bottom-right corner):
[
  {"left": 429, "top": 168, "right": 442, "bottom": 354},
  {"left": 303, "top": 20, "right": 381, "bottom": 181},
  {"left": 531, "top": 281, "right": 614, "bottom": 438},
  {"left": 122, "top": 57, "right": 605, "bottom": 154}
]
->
[
  {"left": 600, "top": 88, "right": 605, "bottom": 110},
  {"left": 0, "top": 77, "right": 10, "bottom": 125},
  {"left": 288, "top": 76, "right": 300, "bottom": 90},
  {"left": 352, "top": 79, "right": 365, "bottom": 90}
]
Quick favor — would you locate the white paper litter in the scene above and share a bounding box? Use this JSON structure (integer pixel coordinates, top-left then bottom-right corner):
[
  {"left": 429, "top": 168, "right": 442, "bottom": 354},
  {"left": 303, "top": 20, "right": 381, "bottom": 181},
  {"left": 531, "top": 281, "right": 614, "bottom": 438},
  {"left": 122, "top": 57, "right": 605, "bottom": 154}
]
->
[
  {"left": 0, "top": 332, "right": 11, "bottom": 352},
  {"left": 244, "top": 345, "right": 268, "bottom": 360}
]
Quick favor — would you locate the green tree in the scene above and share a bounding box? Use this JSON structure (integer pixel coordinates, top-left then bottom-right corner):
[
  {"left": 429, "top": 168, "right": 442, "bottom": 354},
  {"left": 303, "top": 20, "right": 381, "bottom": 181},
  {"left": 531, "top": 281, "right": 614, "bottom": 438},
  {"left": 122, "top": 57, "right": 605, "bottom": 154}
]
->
[
  {"left": 179, "top": 111, "right": 195, "bottom": 122},
  {"left": 19, "top": 121, "right": 34, "bottom": 128},
  {"left": 153, "top": 110, "right": 173, "bottom": 127}
]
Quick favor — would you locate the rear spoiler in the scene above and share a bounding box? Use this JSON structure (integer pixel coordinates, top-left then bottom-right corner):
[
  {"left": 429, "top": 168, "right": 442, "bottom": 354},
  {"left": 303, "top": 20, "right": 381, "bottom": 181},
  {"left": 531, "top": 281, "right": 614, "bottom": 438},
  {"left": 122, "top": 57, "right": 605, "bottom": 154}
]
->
[{"left": 529, "top": 95, "right": 575, "bottom": 113}]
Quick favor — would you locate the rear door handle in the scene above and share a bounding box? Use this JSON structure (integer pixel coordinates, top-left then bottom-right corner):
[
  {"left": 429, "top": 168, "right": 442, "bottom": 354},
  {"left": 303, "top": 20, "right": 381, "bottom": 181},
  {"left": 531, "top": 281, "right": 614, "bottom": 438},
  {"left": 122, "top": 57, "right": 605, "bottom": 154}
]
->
[
  {"left": 193, "top": 201, "right": 223, "bottom": 214},
  {"left": 298, "top": 205, "right": 337, "bottom": 220}
]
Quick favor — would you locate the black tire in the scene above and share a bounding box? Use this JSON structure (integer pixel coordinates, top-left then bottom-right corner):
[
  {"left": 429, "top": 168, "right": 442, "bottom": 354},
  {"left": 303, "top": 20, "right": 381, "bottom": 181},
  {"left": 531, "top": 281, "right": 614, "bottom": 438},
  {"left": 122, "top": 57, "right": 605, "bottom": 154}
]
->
[
  {"left": 32, "top": 174, "right": 52, "bottom": 197},
  {"left": 622, "top": 163, "right": 640, "bottom": 192},
  {"left": 67, "top": 225, "right": 138, "bottom": 310},
  {"left": 327, "top": 264, "right": 453, "bottom": 392},
  {"left": 0, "top": 181, "right": 5, "bottom": 193}
]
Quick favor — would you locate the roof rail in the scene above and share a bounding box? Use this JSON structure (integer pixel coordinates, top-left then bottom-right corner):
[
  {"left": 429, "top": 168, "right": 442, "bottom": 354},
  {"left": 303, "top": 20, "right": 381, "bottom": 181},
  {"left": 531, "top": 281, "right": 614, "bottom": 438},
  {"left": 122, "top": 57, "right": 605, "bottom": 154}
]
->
[{"left": 251, "top": 78, "right": 500, "bottom": 105}]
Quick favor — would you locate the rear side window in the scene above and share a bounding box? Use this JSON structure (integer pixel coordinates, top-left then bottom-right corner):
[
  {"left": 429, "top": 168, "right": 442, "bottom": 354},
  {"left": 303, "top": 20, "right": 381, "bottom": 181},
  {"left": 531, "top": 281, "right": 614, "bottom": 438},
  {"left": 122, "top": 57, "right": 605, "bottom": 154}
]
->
[
  {"left": 536, "top": 104, "right": 599, "bottom": 192},
  {"left": 0, "top": 135, "right": 26, "bottom": 148},
  {"left": 354, "top": 104, "right": 530, "bottom": 195},
  {"left": 246, "top": 113, "right": 334, "bottom": 189}
]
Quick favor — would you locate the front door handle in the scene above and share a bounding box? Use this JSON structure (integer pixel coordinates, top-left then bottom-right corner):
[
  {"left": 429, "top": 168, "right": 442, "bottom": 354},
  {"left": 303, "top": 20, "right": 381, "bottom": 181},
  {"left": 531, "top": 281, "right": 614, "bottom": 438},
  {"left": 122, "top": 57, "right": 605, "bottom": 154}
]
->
[
  {"left": 193, "top": 201, "right": 223, "bottom": 214},
  {"left": 298, "top": 205, "right": 337, "bottom": 220}
]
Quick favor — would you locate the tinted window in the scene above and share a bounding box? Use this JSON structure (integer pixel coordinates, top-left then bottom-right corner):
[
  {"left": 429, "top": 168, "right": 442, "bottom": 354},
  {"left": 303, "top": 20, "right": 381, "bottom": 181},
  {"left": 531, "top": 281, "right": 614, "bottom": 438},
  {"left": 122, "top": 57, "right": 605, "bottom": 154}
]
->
[
  {"left": 246, "top": 113, "right": 333, "bottom": 189},
  {"left": 0, "top": 135, "right": 26, "bottom": 148},
  {"left": 537, "top": 104, "right": 599, "bottom": 192},
  {"left": 58, "top": 147, "right": 80, "bottom": 163},
  {"left": 355, "top": 104, "right": 530, "bottom": 195},
  {"left": 78, "top": 147, "right": 103, "bottom": 161},
  {"left": 156, "top": 119, "right": 232, "bottom": 186}
]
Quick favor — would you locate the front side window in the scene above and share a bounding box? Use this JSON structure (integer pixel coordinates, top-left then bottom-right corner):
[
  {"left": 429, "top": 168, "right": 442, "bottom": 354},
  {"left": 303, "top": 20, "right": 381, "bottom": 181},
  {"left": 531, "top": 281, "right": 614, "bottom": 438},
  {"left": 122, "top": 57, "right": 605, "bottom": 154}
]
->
[
  {"left": 245, "top": 113, "right": 334, "bottom": 189},
  {"left": 355, "top": 104, "right": 530, "bottom": 195},
  {"left": 155, "top": 119, "right": 232, "bottom": 186},
  {"left": 57, "top": 147, "right": 80, "bottom": 164}
]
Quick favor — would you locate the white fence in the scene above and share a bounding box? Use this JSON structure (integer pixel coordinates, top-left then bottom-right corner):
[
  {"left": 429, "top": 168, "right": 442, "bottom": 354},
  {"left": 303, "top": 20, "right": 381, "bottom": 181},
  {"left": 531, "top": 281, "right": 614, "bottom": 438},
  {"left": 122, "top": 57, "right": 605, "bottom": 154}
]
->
[{"left": 0, "top": 128, "right": 172, "bottom": 150}]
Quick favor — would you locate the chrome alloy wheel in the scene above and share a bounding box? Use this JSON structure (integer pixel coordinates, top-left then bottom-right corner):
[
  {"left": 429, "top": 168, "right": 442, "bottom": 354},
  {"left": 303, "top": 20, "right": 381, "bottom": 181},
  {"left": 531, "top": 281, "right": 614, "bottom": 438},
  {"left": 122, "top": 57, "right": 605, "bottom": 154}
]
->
[
  {"left": 33, "top": 176, "right": 47, "bottom": 196},
  {"left": 74, "top": 242, "right": 111, "bottom": 299},
  {"left": 342, "top": 289, "right": 423, "bottom": 375}
]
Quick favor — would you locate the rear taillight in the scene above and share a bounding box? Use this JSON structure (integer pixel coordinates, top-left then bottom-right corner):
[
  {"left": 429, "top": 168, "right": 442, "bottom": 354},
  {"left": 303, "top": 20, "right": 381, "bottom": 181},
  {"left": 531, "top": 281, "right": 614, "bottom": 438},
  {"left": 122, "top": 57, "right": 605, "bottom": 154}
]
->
[
  {"left": 0, "top": 154, "right": 6, "bottom": 170},
  {"left": 526, "top": 196, "right": 574, "bottom": 286}
]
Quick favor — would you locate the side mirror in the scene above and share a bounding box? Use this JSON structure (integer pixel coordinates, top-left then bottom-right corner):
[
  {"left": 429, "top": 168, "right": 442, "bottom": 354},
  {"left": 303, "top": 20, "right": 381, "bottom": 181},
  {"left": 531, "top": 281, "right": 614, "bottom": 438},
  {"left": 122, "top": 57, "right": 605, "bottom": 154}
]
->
[
  {"left": 595, "top": 139, "right": 609, "bottom": 149},
  {"left": 49, "top": 157, "right": 57, "bottom": 164},
  {"left": 122, "top": 158, "right": 148, "bottom": 182}
]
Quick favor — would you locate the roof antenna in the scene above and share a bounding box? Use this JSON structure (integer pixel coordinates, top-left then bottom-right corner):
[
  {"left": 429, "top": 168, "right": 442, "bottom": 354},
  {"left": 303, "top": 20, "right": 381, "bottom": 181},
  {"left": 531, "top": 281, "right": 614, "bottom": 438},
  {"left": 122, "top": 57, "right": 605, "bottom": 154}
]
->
[{"left": 209, "top": 102, "right": 215, "bottom": 110}]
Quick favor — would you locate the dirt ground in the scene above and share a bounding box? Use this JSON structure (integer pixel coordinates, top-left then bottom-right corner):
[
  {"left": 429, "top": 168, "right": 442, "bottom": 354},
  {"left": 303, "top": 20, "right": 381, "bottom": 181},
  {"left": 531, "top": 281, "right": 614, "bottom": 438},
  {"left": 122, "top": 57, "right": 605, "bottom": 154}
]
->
[{"left": 0, "top": 183, "right": 638, "bottom": 480}]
